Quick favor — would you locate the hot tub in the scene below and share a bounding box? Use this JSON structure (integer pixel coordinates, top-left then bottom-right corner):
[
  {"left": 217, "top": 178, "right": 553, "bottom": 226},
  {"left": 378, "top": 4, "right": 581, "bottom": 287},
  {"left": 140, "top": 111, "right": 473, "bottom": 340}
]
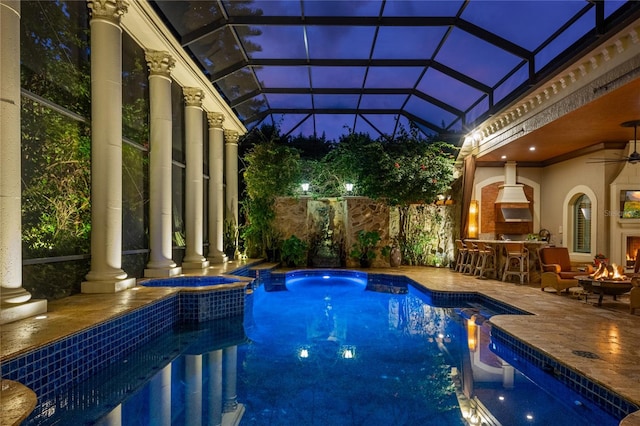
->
[{"left": 141, "top": 275, "right": 247, "bottom": 288}]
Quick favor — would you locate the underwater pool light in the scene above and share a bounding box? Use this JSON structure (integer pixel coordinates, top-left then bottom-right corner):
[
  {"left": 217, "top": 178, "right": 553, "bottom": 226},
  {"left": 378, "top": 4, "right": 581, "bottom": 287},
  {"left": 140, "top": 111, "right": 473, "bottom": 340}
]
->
[
  {"left": 340, "top": 345, "right": 356, "bottom": 359},
  {"left": 298, "top": 346, "right": 310, "bottom": 359}
]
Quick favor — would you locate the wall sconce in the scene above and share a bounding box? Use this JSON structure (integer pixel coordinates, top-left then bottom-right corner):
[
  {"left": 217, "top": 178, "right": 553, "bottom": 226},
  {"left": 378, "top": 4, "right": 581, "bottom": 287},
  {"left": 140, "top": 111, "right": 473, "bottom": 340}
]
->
[
  {"left": 344, "top": 183, "right": 354, "bottom": 193},
  {"left": 301, "top": 182, "right": 310, "bottom": 194},
  {"left": 468, "top": 200, "right": 479, "bottom": 238}
]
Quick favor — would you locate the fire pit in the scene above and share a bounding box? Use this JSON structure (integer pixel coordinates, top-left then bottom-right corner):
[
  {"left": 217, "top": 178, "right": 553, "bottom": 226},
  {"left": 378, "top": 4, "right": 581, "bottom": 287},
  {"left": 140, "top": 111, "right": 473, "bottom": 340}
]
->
[{"left": 576, "top": 262, "right": 633, "bottom": 306}]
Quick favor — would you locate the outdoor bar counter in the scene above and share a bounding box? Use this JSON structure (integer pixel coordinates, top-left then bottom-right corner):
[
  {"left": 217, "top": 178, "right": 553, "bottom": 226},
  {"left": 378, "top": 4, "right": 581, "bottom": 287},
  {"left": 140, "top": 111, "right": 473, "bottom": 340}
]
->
[{"left": 467, "top": 239, "right": 549, "bottom": 283}]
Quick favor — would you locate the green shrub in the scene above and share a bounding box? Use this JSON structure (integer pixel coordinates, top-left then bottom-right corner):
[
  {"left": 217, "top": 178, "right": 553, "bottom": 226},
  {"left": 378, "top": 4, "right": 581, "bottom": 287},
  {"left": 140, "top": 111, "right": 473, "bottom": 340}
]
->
[{"left": 281, "top": 235, "right": 309, "bottom": 267}]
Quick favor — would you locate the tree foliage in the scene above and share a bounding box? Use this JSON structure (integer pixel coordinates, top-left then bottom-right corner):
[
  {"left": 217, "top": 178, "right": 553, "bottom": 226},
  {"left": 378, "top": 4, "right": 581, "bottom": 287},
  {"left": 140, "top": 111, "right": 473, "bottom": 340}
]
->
[
  {"left": 239, "top": 124, "right": 459, "bottom": 261},
  {"left": 267, "top": 124, "right": 458, "bottom": 205},
  {"left": 242, "top": 138, "right": 301, "bottom": 257}
]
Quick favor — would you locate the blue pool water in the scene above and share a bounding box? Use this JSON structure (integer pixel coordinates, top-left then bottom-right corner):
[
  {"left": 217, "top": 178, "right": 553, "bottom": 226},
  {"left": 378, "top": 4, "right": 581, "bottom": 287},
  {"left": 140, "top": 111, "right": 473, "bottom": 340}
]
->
[{"left": 23, "top": 271, "right": 622, "bottom": 425}]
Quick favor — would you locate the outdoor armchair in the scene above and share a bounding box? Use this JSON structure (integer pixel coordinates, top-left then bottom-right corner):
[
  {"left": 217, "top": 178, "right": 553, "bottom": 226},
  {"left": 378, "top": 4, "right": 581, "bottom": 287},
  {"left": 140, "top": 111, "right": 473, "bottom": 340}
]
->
[
  {"left": 538, "top": 246, "right": 593, "bottom": 280},
  {"left": 538, "top": 246, "right": 593, "bottom": 295}
]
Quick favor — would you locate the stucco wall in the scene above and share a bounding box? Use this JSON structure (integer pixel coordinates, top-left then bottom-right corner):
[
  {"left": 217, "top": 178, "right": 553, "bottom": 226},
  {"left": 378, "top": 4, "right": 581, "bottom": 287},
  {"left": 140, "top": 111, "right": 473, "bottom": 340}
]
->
[
  {"left": 471, "top": 148, "right": 624, "bottom": 263},
  {"left": 472, "top": 166, "right": 542, "bottom": 239},
  {"left": 541, "top": 152, "right": 612, "bottom": 261}
]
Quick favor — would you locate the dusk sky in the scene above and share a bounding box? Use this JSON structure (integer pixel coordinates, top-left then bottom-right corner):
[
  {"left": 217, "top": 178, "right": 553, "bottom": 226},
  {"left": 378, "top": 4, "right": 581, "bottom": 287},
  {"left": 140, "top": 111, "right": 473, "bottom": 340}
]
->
[{"left": 153, "top": 0, "right": 629, "bottom": 141}]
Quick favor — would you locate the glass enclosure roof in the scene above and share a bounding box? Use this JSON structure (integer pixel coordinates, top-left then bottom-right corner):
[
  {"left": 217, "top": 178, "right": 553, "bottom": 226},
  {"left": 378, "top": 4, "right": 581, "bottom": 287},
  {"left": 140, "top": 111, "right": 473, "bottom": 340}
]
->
[{"left": 150, "top": 0, "right": 639, "bottom": 141}]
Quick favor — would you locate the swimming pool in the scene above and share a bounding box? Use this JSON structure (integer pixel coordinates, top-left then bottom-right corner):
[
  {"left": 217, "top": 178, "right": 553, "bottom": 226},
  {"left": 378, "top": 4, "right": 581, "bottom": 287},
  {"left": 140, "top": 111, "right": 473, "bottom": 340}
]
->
[{"left": 16, "top": 269, "right": 628, "bottom": 425}]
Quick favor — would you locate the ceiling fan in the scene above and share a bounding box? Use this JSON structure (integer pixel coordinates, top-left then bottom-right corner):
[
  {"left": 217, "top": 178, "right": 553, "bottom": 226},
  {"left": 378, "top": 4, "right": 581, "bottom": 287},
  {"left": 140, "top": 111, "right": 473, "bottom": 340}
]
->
[{"left": 587, "top": 120, "right": 640, "bottom": 164}]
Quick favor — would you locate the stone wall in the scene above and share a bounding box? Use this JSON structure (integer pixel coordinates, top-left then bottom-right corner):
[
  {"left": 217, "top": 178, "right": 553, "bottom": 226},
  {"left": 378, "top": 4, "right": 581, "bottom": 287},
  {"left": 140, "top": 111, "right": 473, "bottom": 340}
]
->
[
  {"left": 344, "top": 197, "right": 390, "bottom": 267},
  {"left": 400, "top": 204, "right": 457, "bottom": 267},
  {"left": 273, "top": 197, "right": 457, "bottom": 268}
]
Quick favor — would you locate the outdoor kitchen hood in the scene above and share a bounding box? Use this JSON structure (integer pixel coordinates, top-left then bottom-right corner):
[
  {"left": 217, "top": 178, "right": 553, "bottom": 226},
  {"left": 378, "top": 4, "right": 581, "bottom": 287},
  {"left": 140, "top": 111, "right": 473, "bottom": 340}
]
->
[{"left": 495, "top": 162, "right": 533, "bottom": 222}]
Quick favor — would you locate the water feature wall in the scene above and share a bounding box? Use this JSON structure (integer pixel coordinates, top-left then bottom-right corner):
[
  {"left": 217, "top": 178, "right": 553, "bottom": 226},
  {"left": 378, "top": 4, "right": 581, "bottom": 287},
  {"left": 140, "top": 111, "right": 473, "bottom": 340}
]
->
[{"left": 273, "top": 196, "right": 458, "bottom": 267}]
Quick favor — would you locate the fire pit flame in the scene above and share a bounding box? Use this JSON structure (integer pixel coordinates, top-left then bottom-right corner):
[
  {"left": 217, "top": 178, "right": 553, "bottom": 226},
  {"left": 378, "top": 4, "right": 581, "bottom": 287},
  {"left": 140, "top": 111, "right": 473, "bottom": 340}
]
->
[{"left": 590, "top": 262, "right": 627, "bottom": 281}]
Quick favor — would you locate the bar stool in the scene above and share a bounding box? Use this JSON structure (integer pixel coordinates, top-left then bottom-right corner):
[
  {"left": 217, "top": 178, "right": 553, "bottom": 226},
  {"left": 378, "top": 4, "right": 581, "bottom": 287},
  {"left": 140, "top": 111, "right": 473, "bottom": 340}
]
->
[
  {"left": 454, "top": 239, "right": 468, "bottom": 272},
  {"left": 464, "top": 241, "right": 479, "bottom": 275},
  {"left": 502, "top": 242, "right": 529, "bottom": 284},
  {"left": 475, "top": 241, "right": 496, "bottom": 279}
]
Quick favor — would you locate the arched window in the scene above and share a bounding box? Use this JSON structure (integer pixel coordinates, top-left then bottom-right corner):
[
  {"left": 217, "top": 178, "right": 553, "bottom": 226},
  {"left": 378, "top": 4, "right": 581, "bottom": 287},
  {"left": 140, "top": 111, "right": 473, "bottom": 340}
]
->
[{"left": 573, "top": 194, "right": 591, "bottom": 253}]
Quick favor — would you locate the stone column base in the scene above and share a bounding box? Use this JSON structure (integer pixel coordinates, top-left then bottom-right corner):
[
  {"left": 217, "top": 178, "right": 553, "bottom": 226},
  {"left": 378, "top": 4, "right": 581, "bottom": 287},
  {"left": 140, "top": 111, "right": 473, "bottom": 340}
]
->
[
  {"left": 207, "top": 253, "right": 228, "bottom": 264},
  {"left": 0, "top": 299, "right": 47, "bottom": 325},
  {"left": 144, "top": 266, "right": 183, "bottom": 278},
  {"left": 81, "top": 277, "right": 136, "bottom": 293},
  {"left": 222, "top": 403, "right": 245, "bottom": 426},
  {"left": 182, "top": 260, "right": 210, "bottom": 270}
]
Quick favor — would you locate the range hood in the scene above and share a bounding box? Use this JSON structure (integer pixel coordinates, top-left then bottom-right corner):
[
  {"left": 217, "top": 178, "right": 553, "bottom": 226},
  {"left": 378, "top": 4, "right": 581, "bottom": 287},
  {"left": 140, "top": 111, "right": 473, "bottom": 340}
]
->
[{"left": 495, "top": 162, "right": 532, "bottom": 222}]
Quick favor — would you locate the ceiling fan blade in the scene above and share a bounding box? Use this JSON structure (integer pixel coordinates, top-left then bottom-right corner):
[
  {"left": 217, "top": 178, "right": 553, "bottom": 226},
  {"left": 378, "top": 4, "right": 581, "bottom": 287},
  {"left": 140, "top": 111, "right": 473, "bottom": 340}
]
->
[
  {"left": 586, "top": 158, "right": 630, "bottom": 163},
  {"left": 585, "top": 120, "right": 640, "bottom": 165}
]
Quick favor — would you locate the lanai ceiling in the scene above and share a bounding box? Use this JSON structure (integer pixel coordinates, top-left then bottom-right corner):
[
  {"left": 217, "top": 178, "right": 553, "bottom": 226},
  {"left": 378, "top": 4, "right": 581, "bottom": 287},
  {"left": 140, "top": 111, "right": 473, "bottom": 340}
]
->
[{"left": 149, "top": 0, "right": 640, "bottom": 161}]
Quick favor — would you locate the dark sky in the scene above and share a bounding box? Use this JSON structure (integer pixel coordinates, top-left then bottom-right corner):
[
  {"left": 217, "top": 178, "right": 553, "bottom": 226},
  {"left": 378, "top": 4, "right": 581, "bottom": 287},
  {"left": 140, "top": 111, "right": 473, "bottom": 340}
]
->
[{"left": 154, "top": 0, "right": 629, "bottom": 141}]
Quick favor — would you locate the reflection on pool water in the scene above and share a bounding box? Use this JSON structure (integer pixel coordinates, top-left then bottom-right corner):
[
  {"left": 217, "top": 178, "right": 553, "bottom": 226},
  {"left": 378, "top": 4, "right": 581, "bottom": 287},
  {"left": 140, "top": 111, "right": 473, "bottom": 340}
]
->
[{"left": 23, "top": 271, "right": 621, "bottom": 425}]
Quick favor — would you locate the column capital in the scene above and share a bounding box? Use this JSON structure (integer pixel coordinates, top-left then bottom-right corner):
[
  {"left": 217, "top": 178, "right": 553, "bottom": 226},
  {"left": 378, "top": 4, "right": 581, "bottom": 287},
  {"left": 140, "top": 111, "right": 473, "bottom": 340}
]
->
[
  {"left": 87, "top": 0, "right": 129, "bottom": 24},
  {"left": 207, "top": 112, "right": 225, "bottom": 129},
  {"left": 224, "top": 129, "right": 240, "bottom": 144},
  {"left": 183, "top": 87, "right": 204, "bottom": 108},
  {"left": 145, "top": 50, "right": 175, "bottom": 77}
]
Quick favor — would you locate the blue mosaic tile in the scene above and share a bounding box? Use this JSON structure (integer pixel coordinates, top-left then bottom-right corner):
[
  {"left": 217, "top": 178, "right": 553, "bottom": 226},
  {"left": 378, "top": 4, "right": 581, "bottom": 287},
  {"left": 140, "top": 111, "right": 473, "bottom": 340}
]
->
[
  {"left": 1, "top": 296, "right": 180, "bottom": 403},
  {"left": 178, "top": 287, "right": 247, "bottom": 323},
  {"left": 1, "top": 282, "right": 251, "bottom": 406},
  {"left": 491, "top": 327, "right": 640, "bottom": 419},
  {"left": 230, "top": 264, "right": 256, "bottom": 277},
  {"left": 142, "top": 276, "right": 241, "bottom": 287}
]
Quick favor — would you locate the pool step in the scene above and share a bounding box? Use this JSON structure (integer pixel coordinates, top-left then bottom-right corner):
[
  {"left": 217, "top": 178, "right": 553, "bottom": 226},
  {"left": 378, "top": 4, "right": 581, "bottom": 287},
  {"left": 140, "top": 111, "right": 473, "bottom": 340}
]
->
[
  {"left": 249, "top": 262, "right": 287, "bottom": 291},
  {"left": 249, "top": 262, "right": 280, "bottom": 271},
  {"left": 249, "top": 262, "right": 280, "bottom": 280}
]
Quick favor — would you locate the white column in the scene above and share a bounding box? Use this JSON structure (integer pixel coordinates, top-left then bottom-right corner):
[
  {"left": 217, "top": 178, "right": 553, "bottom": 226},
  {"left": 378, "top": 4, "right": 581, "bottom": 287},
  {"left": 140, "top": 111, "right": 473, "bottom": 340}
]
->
[
  {"left": 222, "top": 346, "right": 238, "bottom": 413},
  {"left": 149, "top": 364, "right": 172, "bottom": 426},
  {"left": 185, "top": 354, "right": 203, "bottom": 426},
  {"left": 502, "top": 362, "right": 515, "bottom": 389},
  {"left": 182, "top": 88, "right": 209, "bottom": 270},
  {"left": 144, "top": 50, "right": 181, "bottom": 278},
  {"left": 221, "top": 345, "right": 245, "bottom": 424},
  {"left": 207, "top": 350, "right": 223, "bottom": 426},
  {"left": 0, "top": 0, "right": 47, "bottom": 324},
  {"left": 224, "top": 130, "right": 240, "bottom": 259},
  {"left": 207, "top": 113, "right": 227, "bottom": 264},
  {"left": 82, "top": 0, "right": 135, "bottom": 293}
]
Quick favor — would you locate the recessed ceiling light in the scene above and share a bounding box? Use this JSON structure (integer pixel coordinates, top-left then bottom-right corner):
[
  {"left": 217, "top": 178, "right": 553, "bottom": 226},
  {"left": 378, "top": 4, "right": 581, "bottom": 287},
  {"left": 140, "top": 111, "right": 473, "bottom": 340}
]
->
[
  {"left": 529, "top": 146, "right": 536, "bottom": 151},
  {"left": 501, "top": 155, "right": 507, "bottom": 159}
]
